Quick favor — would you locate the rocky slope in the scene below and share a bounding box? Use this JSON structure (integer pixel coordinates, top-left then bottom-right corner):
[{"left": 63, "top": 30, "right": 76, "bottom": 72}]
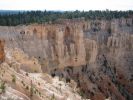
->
[
  {"left": 0, "top": 47, "right": 82, "bottom": 100},
  {"left": 0, "top": 17, "right": 133, "bottom": 100}
]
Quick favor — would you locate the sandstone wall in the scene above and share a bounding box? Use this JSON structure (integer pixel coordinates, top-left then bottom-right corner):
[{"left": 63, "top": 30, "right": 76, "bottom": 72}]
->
[
  {"left": 0, "top": 17, "right": 133, "bottom": 99},
  {"left": 0, "top": 23, "right": 86, "bottom": 71},
  {"left": 0, "top": 18, "right": 132, "bottom": 72}
]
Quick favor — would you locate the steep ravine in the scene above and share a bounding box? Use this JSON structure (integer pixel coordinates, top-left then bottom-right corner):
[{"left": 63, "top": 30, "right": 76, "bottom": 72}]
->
[
  {"left": 50, "top": 18, "right": 133, "bottom": 100},
  {"left": 0, "top": 18, "right": 133, "bottom": 100}
]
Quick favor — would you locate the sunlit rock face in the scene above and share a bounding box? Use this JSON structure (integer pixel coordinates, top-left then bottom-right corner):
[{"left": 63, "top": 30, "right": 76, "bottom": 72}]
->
[
  {"left": 0, "top": 47, "right": 82, "bottom": 100},
  {"left": 0, "top": 18, "right": 132, "bottom": 71},
  {"left": 0, "top": 18, "right": 133, "bottom": 99},
  {"left": 49, "top": 18, "right": 133, "bottom": 99},
  {"left": 0, "top": 40, "right": 5, "bottom": 63},
  {"left": 0, "top": 22, "right": 86, "bottom": 72}
]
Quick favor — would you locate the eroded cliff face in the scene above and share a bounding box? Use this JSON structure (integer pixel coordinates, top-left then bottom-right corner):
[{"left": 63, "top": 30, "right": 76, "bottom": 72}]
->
[
  {"left": 86, "top": 18, "right": 133, "bottom": 100},
  {"left": 0, "top": 40, "right": 5, "bottom": 63},
  {"left": 49, "top": 18, "right": 133, "bottom": 100},
  {"left": 0, "top": 47, "right": 82, "bottom": 100},
  {"left": 0, "top": 18, "right": 133, "bottom": 100},
  {"left": 0, "top": 23, "right": 86, "bottom": 72}
]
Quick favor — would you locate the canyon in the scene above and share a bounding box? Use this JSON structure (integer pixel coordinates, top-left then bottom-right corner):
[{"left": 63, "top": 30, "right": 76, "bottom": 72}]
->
[{"left": 0, "top": 17, "right": 133, "bottom": 100}]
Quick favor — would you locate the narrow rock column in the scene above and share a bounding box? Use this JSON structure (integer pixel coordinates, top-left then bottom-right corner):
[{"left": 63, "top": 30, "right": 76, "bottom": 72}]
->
[{"left": 0, "top": 40, "right": 5, "bottom": 63}]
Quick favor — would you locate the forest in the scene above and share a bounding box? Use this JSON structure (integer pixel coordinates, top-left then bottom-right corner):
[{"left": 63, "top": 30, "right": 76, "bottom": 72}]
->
[{"left": 0, "top": 10, "right": 133, "bottom": 26}]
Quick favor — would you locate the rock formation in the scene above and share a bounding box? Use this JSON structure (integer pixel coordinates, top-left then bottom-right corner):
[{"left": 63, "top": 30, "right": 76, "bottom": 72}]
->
[
  {"left": 0, "top": 40, "right": 5, "bottom": 63},
  {"left": 0, "top": 47, "right": 82, "bottom": 100},
  {"left": 0, "top": 23, "right": 86, "bottom": 72},
  {"left": 0, "top": 17, "right": 133, "bottom": 100}
]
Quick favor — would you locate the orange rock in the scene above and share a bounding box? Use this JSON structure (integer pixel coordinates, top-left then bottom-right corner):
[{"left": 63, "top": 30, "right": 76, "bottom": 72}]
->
[{"left": 0, "top": 40, "right": 5, "bottom": 63}]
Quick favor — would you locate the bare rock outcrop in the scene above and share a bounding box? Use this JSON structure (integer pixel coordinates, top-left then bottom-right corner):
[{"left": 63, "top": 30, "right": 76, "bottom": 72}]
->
[
  {"left": 0, "top": 47, "right": 82, "bottom": 100},
  {"left": 0, "top": 17, "right": 133, "bottom": 100},
  {"left": 0, "top": 23, "right": 86, "bottom": 72}
]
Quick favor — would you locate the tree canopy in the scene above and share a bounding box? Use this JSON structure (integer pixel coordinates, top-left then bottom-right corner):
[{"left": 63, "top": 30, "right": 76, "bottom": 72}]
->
[{"left": 0, "top": 10, "right": 133, "bottom": 26}]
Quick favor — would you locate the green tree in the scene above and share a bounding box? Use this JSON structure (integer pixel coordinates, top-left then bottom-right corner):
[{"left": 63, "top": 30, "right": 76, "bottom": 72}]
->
[
  {"left": 12, "top": 75, "right": 16, "bottom": 83},
  {"left": 0, "top": 81, "right": 6, "bottom": 93}
]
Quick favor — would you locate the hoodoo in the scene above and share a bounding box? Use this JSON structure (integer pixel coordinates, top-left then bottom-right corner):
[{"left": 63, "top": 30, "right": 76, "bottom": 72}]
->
[{"left": 0, "top": 40, "right": 5, "bottom": 63}]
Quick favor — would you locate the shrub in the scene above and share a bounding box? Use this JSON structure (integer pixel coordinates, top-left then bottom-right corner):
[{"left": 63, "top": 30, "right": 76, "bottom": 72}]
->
[{"left": 12, "top": 75, "right": 16, "bottom": 83}]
